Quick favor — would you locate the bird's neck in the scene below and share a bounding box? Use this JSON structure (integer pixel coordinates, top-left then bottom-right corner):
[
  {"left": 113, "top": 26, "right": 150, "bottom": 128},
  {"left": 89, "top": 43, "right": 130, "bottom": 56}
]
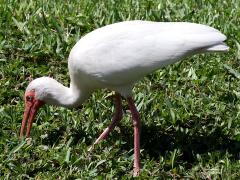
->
[{"left": 49, "top": 80, "right": 91, "bottom": 108}]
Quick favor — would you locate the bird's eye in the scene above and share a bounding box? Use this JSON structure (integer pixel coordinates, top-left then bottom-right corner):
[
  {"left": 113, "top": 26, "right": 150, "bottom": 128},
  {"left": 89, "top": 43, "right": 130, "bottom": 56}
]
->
[{"left": 26, "top": 96, "right": 33, "bottom": 102}]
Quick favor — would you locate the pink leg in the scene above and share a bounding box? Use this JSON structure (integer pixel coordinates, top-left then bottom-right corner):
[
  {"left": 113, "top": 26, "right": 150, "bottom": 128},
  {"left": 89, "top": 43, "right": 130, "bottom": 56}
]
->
[
  {"left": 93, "top": 93, "right": 123, "bottom": 145},
  {"left": 127, "top": 97, "right": 141, "bottom": 177}
]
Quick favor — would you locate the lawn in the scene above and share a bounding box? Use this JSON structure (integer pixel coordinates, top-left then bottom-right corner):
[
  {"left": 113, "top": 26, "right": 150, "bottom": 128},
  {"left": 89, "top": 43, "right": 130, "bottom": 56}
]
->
[{"left": 0, "top": 0, "right": 240, "bottom": 179}]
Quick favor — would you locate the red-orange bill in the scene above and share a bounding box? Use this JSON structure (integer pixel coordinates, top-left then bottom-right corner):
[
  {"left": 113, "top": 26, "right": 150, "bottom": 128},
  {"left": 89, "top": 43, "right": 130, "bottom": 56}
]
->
[{"left": 20, "top": 91, "right": 44, "bottom": 138}]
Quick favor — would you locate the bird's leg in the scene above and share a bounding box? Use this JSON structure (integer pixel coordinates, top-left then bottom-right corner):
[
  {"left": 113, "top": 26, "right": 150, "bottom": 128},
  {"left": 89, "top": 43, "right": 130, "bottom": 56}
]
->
[
  {"left": 127, "top": 97, "right": 141, "bottom": 177},
  {"left": 94, "top": 94, "right": 123, "bottom": 143},
  {"left": 89, "top": 93, "right": 123, "bottom": 151}
]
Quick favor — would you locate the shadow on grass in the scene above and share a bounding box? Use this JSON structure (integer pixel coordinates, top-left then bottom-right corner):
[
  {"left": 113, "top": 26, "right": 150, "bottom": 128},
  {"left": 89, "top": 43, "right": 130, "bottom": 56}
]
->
[
  {"left": 118, "top": 120, "right": 240, "bottom": 164},
  {"left": 40, "top": 116, "right": 240, "bottom": 166},
  {"left": 41, "top": 125, "right": 66, "bottom": 145}
]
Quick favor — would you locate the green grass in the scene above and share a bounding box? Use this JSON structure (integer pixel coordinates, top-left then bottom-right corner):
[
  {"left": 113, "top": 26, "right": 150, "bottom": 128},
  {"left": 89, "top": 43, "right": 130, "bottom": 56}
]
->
[{"left": 0, "top": 0, "right": 240, "bottom": 179}]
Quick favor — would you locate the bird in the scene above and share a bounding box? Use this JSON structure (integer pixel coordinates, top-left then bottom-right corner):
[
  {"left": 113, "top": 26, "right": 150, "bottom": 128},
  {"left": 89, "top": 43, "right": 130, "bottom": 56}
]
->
[{"left": 20, "top": 20, "right": 229, "bottom": 176}]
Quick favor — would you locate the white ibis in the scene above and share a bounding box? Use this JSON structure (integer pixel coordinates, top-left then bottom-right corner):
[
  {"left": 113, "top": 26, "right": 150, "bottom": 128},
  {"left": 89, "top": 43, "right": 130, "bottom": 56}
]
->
[{"left": 20, "top": 20, "right": 229, "bottom": 176}]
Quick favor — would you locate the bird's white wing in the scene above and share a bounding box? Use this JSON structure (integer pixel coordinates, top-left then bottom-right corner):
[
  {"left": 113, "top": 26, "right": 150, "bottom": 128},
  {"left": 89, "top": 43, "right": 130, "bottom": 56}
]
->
[{"left": 69, "top": 21, "right": 227, "bottom": 86}]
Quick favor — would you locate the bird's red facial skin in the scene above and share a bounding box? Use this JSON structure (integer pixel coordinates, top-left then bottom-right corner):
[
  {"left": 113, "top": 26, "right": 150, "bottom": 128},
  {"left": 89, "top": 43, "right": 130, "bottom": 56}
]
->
[{"left": 20, "top": 90, "right": 45, "bottom": 138}]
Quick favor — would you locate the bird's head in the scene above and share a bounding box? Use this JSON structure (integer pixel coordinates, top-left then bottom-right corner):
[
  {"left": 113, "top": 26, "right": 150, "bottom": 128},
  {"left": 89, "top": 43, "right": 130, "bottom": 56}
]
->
[{"left": 20, "top": 77, "right": 67, "bottom": 138}]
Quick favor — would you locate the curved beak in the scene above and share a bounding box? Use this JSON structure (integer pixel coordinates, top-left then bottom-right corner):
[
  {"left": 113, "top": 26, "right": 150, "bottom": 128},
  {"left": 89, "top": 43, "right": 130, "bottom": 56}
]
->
[{"left": 20, "top": 99, "right": 44, "bottom": 138}]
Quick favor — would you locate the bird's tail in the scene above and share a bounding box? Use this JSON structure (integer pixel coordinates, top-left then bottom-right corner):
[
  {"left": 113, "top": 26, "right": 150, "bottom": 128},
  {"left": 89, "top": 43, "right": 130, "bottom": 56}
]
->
[
  {"left": 186, "top": 31, "right": 229, "bottom": 53},
  {"left": 204, "top": 42, "right": 229, "bottom": 52}
]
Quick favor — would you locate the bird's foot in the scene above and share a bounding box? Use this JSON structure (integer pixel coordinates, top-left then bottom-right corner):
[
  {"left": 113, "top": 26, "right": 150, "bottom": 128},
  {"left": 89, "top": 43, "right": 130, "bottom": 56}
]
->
[
  {"left": 26, "top": 137, "right": 32, "bottom": 145},
  {"left": 133, "top": 167, "right": 140, "bottom": 177},
  {"left": 88, "top": 144, "right": 95, "bottom": 152}
]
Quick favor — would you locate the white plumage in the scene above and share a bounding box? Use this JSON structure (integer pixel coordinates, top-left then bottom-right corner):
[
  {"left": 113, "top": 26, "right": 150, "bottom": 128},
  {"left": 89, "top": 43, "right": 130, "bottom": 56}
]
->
[
  {"left": 68, "top": 21, "right": 228, "bottom": 97},
  {"left": 21, "top": 20, "right": 229, "bottom": 176}
]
